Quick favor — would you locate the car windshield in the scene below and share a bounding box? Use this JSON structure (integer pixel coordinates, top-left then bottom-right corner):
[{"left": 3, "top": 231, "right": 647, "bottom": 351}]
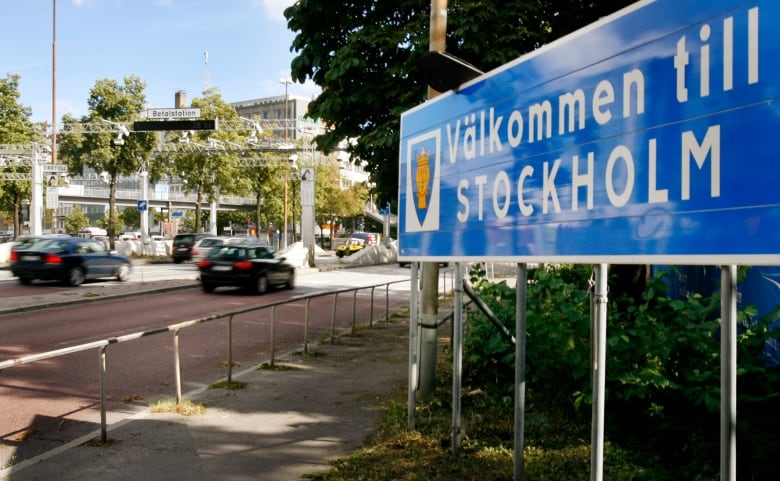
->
[
  {"left": 12, "top": 238, "right": 41, "bottom": 250},
  {"left": 33, "top": 239, "right": 71, "bottom": 251},
  {"left": 200, "top": 238, "right": 224, "bottom": 247},
  {"left": 251, "top": 246, "right": 275, "bottom": 259},
  {"left": 209, "top": 246, "right": 244, "bottom": 259},
  {"left": 208, "top": 245, "right": 277, "bottom": 260}
]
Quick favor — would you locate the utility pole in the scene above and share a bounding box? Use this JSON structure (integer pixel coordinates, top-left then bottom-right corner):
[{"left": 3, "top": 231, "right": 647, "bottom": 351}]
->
[{"left": 418, "top": 0, "right": 447, "bottom": 401}]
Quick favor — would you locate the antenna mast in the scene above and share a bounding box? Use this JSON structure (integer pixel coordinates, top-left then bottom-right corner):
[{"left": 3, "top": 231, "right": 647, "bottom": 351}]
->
[{"left": 203, "top": 51, "right": 210, "bottom": 92}]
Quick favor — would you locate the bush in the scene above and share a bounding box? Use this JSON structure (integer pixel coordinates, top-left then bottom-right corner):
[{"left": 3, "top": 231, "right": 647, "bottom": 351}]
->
[{"left": 463, "top": 264, "right": 780, "bottom": 480}]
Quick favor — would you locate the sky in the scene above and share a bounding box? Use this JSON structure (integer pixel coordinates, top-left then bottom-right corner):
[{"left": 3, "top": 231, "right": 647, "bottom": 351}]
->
[{"left": 1, "top": 0, "right": 320, "bottom": 124}]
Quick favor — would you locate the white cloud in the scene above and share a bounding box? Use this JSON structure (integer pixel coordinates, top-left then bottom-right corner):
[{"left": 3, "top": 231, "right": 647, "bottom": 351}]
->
[{"left": 255, "top": 0, "right": 296, "bottom": 23}]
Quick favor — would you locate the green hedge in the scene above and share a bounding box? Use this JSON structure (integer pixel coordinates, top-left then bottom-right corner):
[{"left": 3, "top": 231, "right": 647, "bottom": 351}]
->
[{"left": 464, "top": 264, "right": 780, "bottom": 480}]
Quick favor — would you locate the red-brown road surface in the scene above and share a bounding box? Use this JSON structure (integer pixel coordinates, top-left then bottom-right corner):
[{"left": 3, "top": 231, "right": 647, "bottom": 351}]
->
[{"left": 0, "top": 271, "right": 414, "bottom": 467}]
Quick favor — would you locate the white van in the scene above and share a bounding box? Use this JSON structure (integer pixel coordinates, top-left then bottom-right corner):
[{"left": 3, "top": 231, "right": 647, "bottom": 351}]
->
[{"left": 77, "top": 227, "right": 108, "bottom": 238}]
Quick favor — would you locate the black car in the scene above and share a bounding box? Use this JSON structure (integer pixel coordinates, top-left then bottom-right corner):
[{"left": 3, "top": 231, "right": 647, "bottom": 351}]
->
[
  {"left": 197, "top": 244, "right": 295, "bottom": 294},
  {"left": 10, "top": 237, "right": 132, "bottom": 286},
  {"left": 172, "top": 233, "right": 211, "bottom": 263}
]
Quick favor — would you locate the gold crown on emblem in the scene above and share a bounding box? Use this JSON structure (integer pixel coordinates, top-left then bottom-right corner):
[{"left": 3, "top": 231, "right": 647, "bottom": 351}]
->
[{"left": 416, "top": 147, "right": 430, "bottom": 165}]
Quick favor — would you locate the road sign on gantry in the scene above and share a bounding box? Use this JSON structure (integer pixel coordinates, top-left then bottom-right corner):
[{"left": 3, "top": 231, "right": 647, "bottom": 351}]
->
[{"left": 398, "top": 0, "right": 780, "bottom": 266}]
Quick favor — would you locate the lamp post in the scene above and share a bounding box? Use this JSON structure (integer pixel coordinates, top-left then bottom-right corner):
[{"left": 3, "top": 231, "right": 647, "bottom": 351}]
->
[
  {"left": 283, "top": 154, "right": 298, "bottom": 248},
  {"left": 280, "top": 78, "right": 293, "bottom": 143},
  {"left": 280, "top": 77, "right": 293, "bottom": 247}
]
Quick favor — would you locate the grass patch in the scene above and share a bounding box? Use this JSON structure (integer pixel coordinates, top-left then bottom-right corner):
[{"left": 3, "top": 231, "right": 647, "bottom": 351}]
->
[
  {"left": 209, "top": 380, "right": 247, "bottom": 390},
  {"left": 302, "top": 358, "right": 671, "bottom": 481},
  {"left": 258, "top": 362, "right": 300, "bottom": 371},
  {"left": 150, "top": 399, "right": 206, "bottom": 416},
  {"left": 293, "top": 349, "right": 325, "bottom": 358},
  {"left": 84, "top": 438, "right": 121, "bottom": 447},
  {"left": 121, "top": 394, "right": 145, "bottom": 402}
]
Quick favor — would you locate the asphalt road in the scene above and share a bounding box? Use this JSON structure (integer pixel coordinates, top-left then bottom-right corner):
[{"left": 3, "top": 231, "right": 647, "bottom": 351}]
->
[{"left": 0, "top": 263, "right": 415, "bottom": 469}]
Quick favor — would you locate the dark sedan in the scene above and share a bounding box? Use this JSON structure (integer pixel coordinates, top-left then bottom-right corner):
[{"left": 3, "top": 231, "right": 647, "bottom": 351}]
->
[
  {"left": 10, "top": 237, "right": 132, "bottom": 286},
  {"left": 197, "top": 244, "right": 295, "bottom": 294}
]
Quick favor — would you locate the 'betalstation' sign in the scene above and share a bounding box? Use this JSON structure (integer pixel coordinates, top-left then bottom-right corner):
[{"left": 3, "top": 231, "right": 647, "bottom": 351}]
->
[
  {"left": 398, "top": 0, "right": 779, "bottom": 265},
  {"left": 146, "top": 108, "right": 201, "bottom": 119}
]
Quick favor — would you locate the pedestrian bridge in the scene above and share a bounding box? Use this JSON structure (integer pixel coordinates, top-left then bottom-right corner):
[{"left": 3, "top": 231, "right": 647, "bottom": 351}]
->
[
  {"left": 56, "top": 187, "right": 399, "bottom": 223},
  {"left": 56, "top": 186, "right": 255, "bottom": 212}
]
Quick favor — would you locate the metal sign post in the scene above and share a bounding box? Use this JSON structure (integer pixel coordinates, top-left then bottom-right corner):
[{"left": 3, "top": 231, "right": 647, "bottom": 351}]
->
[
  {"left": 398, "top": 1, "right": 777, "bottom": 479},
  {"left": 300, "top": 168, "right": 315, "bottom": 267}
]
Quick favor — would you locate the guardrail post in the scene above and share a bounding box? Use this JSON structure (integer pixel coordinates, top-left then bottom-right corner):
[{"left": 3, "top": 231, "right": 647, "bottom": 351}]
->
[
  {"left": 369, "top": 286, "right": 376, "bottom": 327},
  {"left": 304, "top": 298, "right": 311, "bottom": 355},
  {"left": 351, "top": 289, "right": 358, "bottom": 333},
  {"left": 227, "top": 314, "right": 234, "bottom": 383},
  {"left": 386, "top": 283, "right": 390, "bottom": 322},
  {"left": 330, "top": 292, "right": 339, "bottom": 344},
  {"left": 270, "top": 305, "right": 277, "bottom": 367},
  {"left": 99, "top": 346, "right": 108, "bottom": 443},
  {"left": 174, "top": 329, "right": 182, "bottom": 404}
]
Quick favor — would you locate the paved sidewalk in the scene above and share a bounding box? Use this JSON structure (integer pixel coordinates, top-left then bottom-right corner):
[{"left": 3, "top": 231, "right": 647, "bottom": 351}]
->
[{"left": 1, "top": 300, "right": 410, "bottom": 481}]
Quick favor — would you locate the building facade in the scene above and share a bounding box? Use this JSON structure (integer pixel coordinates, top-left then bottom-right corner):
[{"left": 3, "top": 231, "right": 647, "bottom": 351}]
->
[{"left": 231, "top": 95, "right": 313, "bottom": 142}]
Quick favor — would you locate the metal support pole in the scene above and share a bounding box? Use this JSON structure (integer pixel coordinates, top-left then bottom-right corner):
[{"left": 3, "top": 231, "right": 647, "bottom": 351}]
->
[
  {"left": 283, "top": 172, "right": 289, "bottom": 248},
  {"left": 331, "top": 293, "right": 339, "bottom": 344},
  {"left": 99, "top": 345, "right": 108, "bottom": 443},
  {"left": 304, "top": 298, "right": 311, "bottom": 354},
  {"left": 30, "top": 146, "right": 43, "bottom": 235},
  {"left": 386, "top": 284, "right": 390, "bottom": 322},
  {"left": 419, "top": 263, "right": 439, "bottom": 401},
  {"left": 514, "top": 263, "right": 528, "bottom": 480},
  {"left": 370, "top": 286, "right": 376, "bottom": 327},
  {"left": 720, "top": 265, "right": 737, "bottom": 481},
  {"left": 174, "top": 329, "right": 182, "bottom": 404},
  {"left": 352, "top": 290, "right": 358, "bottom": 333},
  {"left": 227, "top": 314, "right": 234, "bottom": 383},
  {"left": 209, "top": 200, "right": 217, "bottom": 235},
  {"left": 408, "top": 262, "right": 420, "bottom": 429},
  {"left": 418, "top": 0, "right": 447, "bottom": 402},
  {"left": 451, "top": 262, "right": 464, "bottom": 455},
  {"left": 270, "top": 305, "right": 276, "bottom": 367},
  {"left": 590, "top": 264, "right": 608, "bottom": 481}
]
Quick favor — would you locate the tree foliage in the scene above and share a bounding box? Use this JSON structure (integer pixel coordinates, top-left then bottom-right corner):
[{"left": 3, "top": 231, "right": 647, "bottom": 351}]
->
[
  {"left": 158, "top": 89, "right": 251, "bottom": 233},
  {"left": 64, "top": 205, "right": 89, "bottom": 234},
  {"left": 58, "top": 76, "right": 157, "bottom": 243},
  {"left": 285, "top": 0, "right": 634, "bottom": 207},
  {"left": 465, "top": 265, "right": 780, "bottom": 480},
  {"left": 0, "top": 73, "right": 38, "bottom": 236}
]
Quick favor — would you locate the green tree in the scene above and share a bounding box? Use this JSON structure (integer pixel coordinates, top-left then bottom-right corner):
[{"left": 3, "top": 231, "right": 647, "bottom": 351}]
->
[
  {"left": 58, "top": 76, "right": 157, "bottom": 246},
  {"left": 64, "top": 205, "right": 89, "bottom": 234},
  {"left": 118, "top": 206, "right": 141, "bottom": 231},
  {"left": 0, "top": 74, "right": 38, "bottom": 237},
  {"left": 285, "top": 0, "right": 633, "bottom": 207},
  {"left": 158, "top": 89, "right": 251, "bottom": 233}
]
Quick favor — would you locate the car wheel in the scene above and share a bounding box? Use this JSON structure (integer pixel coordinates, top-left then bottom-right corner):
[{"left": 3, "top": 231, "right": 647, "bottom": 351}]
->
[
  {"left": 173, "top": 258, "right": 183, "bottom": 264},
  {"left": 285, "top": 270, "right": 295, "bottom": 290},
  {"left": 67, "top": 267, "right": 85, "bottom": 287},
  {"left": 202, "top": 282, "right": 215, "bottom": 293},
  {"left": 116, "top": 263, "right": 131, "bottom": 282},
  {"left": 336, "top": 251, "right": 344, "bottom": 258},
  {"left": 255, "top": 274, "right": 268, "bottom": 295},
  {"left": 18, "top": 276, "right": 33, "bottom": 285}
]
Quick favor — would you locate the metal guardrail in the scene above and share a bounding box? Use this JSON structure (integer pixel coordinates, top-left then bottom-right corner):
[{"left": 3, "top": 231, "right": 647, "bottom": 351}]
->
[{"left": 0, "top": 279, "right": 409, "bottom": 443}]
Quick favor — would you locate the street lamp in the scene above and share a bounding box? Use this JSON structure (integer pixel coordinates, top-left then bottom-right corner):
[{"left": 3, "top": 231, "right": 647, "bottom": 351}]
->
[
  {"left": 283, "top": 154, "right": 298, "bottom": 248},
  {"left": 101, "top": 119, "right": 129, "bottom": 146},
  {"left": 280, "top": 78, "right": 293, "bottom": 141}
]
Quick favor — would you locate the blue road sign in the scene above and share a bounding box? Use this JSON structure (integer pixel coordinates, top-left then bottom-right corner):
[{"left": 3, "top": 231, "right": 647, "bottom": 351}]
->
[
  {"left": 137, "top": 200, "right": 148, "bottom": 212},
  {"left": 398, "top": 0, "right": 779, "bottom": 265}
]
